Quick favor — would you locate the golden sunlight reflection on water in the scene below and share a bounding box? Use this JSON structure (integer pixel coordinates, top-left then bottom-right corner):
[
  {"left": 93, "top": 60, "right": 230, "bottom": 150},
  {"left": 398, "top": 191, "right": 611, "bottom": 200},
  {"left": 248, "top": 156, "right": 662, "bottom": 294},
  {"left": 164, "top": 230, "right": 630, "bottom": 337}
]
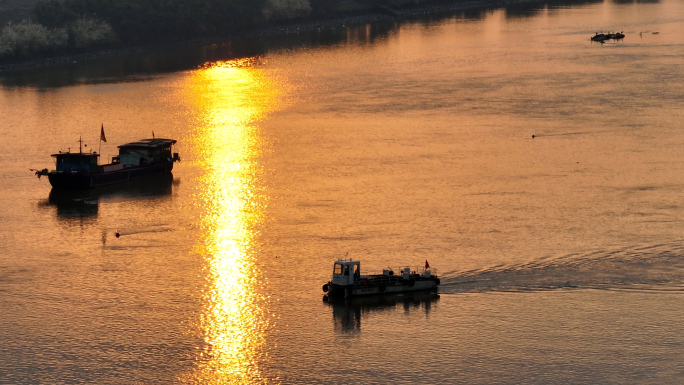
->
[{"left": 178, "top": 59, "right": 285, "bottom": 384}]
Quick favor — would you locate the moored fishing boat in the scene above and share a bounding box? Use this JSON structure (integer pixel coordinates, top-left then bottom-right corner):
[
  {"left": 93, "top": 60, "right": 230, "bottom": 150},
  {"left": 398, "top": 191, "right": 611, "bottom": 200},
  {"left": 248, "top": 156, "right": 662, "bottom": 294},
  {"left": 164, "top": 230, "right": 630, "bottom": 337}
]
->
[
  {"left": 322, "top": 259, "right": 440, "bottom": 298},
  {"left": 35, "top": 137, "right": 180, "bottom": 190}
]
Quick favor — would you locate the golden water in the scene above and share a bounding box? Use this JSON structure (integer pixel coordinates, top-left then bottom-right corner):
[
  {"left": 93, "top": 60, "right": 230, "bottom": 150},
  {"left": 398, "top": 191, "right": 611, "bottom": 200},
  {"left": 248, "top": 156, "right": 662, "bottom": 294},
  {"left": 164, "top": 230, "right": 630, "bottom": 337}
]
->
[{"left": 1, "top": 0, "right": 684, "bottom": 383}]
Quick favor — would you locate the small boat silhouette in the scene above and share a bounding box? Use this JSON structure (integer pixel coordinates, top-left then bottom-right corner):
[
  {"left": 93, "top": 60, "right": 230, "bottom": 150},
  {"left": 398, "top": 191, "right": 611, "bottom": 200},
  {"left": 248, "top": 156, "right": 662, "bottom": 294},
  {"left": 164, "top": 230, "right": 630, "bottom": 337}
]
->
[{"left": 591, "top": 31, "right": 624, "bottom": 41}]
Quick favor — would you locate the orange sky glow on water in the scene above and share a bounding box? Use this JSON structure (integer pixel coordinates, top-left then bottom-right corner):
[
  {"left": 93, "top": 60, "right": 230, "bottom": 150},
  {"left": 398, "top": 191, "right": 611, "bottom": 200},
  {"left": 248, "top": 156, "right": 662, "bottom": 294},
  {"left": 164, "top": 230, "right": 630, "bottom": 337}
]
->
[
  {"left": 178, "top": 60, "right": 287, "bottom": 383},
  {"left": 1, "top": 1, "right": 684, "bottom": 383}
]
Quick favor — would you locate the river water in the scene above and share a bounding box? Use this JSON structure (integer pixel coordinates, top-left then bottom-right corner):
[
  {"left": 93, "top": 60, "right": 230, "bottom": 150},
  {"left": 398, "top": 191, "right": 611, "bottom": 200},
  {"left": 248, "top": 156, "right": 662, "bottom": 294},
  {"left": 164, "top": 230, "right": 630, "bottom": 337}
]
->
[{"left": 1, "top": 0, "right": 684, "bottom": 383}]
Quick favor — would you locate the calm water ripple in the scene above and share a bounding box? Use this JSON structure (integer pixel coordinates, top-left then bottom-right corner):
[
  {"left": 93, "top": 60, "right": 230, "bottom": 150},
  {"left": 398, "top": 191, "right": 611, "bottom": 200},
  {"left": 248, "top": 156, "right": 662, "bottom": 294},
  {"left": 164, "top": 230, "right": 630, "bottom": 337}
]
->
[{"left": 2, "top": 0, "right": 684, "bottom": 383}]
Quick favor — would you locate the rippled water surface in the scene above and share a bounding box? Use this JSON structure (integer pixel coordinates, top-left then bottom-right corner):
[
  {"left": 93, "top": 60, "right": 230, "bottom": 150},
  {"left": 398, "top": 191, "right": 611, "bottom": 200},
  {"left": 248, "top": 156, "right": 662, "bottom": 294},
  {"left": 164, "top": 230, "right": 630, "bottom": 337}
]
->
[{"left": 1, "top": 0, "right": 684, "bottom": 383}]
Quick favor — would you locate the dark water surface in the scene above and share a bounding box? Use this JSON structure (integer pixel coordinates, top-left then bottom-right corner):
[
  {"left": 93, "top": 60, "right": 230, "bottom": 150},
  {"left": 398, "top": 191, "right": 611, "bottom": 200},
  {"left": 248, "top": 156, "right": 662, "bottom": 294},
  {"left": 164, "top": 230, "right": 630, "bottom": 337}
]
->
[{"left": 1, "top": 0, "right": 684, "bottom": 383}]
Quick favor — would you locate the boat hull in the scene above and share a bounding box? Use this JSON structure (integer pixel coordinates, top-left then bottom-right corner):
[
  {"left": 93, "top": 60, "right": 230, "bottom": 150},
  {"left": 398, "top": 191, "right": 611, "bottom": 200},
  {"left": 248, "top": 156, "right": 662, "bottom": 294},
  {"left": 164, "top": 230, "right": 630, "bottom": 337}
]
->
[
  {"left": 48, "top": 161, "right": 174, "bottom": 190},
  {"left": 326, "top": 278, "right": 439, "bottom": 298}
]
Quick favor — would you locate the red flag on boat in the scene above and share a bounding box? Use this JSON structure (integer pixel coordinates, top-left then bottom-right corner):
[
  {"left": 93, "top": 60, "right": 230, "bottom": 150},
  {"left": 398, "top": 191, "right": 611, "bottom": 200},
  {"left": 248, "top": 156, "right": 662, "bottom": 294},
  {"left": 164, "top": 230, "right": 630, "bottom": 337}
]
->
[
  {"left": 100, "top": 124, "right": 107, "bottom": 142},
  {"left": 152, "top": 130, "right": 155, "bottom": 138},
  {"left": 425, "top": 260, "right": 430, "bottom": 269}
]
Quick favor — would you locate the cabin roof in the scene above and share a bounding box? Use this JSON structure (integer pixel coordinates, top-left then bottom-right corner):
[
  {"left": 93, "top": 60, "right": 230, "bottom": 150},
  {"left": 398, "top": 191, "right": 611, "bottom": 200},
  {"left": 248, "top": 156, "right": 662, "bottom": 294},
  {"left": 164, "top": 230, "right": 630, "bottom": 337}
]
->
[
  {"left": 51, "top": 152, "right": 99, "bottom": 158},
  {"left": 118, "top": 138, "right": 176, "bottom": 149},
  {"left": 335, "top": 259, "right": 360, "bottom": 265}
]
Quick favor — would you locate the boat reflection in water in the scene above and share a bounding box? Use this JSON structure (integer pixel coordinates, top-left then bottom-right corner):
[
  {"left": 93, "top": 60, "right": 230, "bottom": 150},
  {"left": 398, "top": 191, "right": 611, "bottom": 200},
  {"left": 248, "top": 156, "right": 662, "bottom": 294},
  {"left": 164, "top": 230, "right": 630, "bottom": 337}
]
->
[
  {"left": 43, "top": 172, "right": 175, "bottom": 219},
  {"left": 324, "top": 291, "right": 440, "bottom": 334}
]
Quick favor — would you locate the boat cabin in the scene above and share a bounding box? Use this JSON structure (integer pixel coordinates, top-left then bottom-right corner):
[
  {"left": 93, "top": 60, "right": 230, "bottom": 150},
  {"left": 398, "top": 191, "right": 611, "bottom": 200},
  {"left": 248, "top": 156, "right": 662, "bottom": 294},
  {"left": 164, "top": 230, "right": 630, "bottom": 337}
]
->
[
  {"left": 117, "top": 138, "right": 178, "bottom": 167},
  {"left": 332, "top": 260, "right": 361, "bottom": 286},
  {"left": 51, "top": 152, "right": 100, "bottom": 173}
]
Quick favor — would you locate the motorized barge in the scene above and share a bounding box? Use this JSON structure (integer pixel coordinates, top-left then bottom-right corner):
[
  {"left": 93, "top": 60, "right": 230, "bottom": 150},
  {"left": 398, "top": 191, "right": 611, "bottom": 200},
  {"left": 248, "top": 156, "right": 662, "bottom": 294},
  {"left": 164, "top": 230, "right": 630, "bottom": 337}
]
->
[
  {"left": 322, "top": 259, "right": 440, "bottom": 298},
  {"left": 36, "top": 137, "right": 179, "bottom": 190}
]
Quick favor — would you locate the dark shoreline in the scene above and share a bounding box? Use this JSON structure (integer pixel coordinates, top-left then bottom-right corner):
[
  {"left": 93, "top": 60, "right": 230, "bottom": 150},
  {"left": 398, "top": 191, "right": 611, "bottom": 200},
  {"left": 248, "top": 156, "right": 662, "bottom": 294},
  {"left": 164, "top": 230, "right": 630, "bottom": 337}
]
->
[{"left": 0, "top": 0, "right": 539, "bottom": 73}]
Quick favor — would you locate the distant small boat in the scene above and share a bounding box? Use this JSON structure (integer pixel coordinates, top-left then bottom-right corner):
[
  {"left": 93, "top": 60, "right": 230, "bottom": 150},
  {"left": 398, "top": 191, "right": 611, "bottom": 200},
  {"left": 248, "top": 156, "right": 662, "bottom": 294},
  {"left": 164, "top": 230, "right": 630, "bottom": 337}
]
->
[
  {"left": 36, "top": 137, "right": 180, "bottom": 190},
  {"left": 591, "top": 33, "right": 608, "bottom": 41},
  {"left": 322, "top": 259, "right": 440, "bottom": 298},
  {"left": 591, "top": 31, "right": 624, "bottom": 41}
]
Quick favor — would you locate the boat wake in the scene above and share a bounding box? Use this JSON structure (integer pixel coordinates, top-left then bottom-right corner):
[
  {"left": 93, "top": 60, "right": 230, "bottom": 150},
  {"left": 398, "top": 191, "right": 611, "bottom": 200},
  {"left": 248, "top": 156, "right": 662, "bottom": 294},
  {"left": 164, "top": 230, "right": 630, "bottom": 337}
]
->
[{"left": 439, "top": 242, "right": 684, "bottom": 294}]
